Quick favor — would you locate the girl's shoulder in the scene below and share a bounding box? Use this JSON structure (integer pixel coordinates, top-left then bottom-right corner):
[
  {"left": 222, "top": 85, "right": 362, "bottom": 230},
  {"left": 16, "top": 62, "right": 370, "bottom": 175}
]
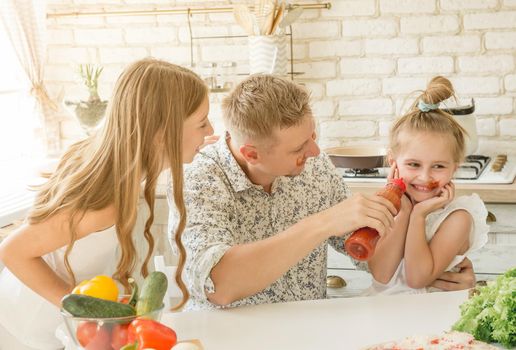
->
[
  {"left": 448, "top": 193, "right": 487, "bottom": 212},
  {"left": 432, "top": 193, "right": 488, "bottom": 224},
  {"left": 427, "top": 193, "right": 489, "bottom": 252}
]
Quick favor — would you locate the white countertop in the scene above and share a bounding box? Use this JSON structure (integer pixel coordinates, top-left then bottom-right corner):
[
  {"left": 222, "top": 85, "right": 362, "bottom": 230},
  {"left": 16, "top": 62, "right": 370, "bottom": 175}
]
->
[{"left": 161, "top": 290, "right": 470, "bottom": 350}]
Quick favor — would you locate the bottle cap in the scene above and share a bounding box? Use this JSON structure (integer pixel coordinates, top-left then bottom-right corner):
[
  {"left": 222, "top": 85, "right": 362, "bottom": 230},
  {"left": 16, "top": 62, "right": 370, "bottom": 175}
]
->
[{"left": 390, "top": 178, "right": 406, "bottom": 193}]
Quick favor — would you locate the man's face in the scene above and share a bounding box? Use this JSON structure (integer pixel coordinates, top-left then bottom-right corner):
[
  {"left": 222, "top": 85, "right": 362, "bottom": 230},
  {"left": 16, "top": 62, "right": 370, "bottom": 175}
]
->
[{"left": 254, "top": 115, "right": 320, "bottom": 177}]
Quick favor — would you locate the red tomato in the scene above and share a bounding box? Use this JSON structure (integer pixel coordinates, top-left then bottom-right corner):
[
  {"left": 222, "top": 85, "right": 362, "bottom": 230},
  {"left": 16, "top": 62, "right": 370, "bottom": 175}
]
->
[
  {"left": 76, "top": 321, "right": 111, "bottom": 350},
  {"left": 111, "top": 323, "right": 130, "bottom": 350}
]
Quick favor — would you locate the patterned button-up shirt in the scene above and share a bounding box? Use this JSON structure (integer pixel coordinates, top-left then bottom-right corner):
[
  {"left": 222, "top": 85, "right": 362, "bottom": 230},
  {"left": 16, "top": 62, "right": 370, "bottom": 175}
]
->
[{"left": 169, "top": 137, "right": 355, "bottom": 310}]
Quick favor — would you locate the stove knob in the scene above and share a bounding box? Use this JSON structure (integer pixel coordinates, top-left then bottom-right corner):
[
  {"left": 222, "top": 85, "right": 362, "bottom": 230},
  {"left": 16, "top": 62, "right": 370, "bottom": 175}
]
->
[
  {"left": 491, "top": 154, "right": 507, "bottom": 172},
  {"left": 326, "top": 275, "right": 346, "bottom": 288}
]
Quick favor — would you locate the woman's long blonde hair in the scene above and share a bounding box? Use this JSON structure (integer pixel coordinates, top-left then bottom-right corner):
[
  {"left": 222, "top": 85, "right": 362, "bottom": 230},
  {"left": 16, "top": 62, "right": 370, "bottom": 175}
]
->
[
  {"left": 390, "top": 76, "right": 467, "bottom": 163},
  {"left": 29, "top": 58, "right": 207, "bottom": 310}
]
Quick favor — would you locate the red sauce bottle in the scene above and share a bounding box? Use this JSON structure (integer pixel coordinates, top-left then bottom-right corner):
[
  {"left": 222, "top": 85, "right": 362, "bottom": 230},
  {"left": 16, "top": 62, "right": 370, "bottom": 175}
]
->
[{"left": 344, "top": 178, "right": 406, "bottom": 261}]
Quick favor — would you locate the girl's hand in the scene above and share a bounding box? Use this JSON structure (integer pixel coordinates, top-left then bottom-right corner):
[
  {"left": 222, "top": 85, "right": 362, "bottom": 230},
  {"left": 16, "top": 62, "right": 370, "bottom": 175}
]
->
[
  {"left": 387, "top": 162, "right": 412, "bottom": 216},
  {"left": 413, "top": 182, "right": 455, "bottom": 217},
  {"left": 387, "top": 161, "right": 399, "bottom": 182},
  {"left": 399, "top": 193, "right": 413, "bottom": 216}
]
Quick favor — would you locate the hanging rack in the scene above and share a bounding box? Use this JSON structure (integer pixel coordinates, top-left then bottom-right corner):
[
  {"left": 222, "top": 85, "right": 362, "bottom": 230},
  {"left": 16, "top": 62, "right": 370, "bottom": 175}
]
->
[
  {"left": 47, "top": 2, "right": 332, "bottom": 84},
  {"left": 47, "top": 3, "right": 331, "bottom": 19}
]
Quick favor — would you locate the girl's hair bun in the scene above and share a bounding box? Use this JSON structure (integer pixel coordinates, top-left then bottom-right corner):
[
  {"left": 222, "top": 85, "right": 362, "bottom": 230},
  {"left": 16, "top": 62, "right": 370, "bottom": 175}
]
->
[{"left": 421, "top": 76, "right": 454, "bottom": 105}]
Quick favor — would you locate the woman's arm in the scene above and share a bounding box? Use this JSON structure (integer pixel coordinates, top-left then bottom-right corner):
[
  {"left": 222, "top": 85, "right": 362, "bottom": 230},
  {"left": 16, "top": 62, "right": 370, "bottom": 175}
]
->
[
  {"left": 0, "top": 206, "right": 116, "bottom": 307},
  {"left": 404, "top": 185, "right": 472, "bottom": 288},
  {"left": 368, "top": 194, "right": 412, "bottom": 284}
]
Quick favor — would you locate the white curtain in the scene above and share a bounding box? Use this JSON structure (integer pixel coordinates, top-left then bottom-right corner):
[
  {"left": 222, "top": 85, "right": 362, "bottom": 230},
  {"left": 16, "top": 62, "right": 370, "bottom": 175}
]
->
[{"left": 0, "top": 0, "right": 59, "bottom": 155}]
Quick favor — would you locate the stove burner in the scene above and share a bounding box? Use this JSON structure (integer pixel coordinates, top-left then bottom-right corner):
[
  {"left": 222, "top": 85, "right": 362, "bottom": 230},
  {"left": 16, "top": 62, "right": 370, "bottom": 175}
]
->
[
  {"left": 455, "top": 155, "right": 491, "bottom": 180},
  {"left": 340, "top": 155, "right": 493, "bottom": 180},
  {"left": 345, "top": 168, "right": 380, "bottom": 177},
  {"left": 339, "top": 154, "right": 515, "bottom": 184}
]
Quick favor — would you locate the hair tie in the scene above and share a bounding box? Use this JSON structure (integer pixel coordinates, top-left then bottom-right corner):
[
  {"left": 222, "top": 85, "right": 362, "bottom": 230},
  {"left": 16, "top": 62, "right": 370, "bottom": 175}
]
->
[{"left": 418, "top": 100, "right": 440, "bottom": 112}]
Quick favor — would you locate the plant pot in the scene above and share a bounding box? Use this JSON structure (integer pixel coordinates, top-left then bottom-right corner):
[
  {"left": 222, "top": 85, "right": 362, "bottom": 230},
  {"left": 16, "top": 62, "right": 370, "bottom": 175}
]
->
[{"left": 65, "top": 100, "right": 108, "bottom": 134}]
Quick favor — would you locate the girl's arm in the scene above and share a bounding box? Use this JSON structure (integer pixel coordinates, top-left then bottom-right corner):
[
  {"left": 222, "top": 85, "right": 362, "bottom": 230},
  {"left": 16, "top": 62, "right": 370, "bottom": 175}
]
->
[
  {"left": 0, "top": 206, "right": 116, "bottom": 307},
  {"left": 404, "top": 184, "right": 471, "bottom": 289},
  {"left": 368, "top": 194, "right": 412, "bottom": 284}
]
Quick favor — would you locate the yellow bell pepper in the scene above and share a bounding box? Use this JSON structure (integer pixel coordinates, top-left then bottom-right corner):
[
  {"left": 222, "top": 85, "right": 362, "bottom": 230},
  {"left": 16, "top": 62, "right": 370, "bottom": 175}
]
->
[{"left": 72, "top": 275, "right": 119, "bottom": 302}]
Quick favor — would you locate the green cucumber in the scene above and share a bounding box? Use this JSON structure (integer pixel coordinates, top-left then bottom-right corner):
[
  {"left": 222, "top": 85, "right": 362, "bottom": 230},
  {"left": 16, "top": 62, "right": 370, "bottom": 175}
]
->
[
  {"left": 135, "top": 271, "right": 168, "bottom": 315},
  {"left": 62, "top": 294, "right": 136, "bottom": 318}
]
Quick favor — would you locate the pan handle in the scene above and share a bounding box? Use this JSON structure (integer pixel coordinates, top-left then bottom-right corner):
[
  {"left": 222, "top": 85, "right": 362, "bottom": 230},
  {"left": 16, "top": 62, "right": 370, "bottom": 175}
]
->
[{"left": 442, "top": 98, "right": 475, "bottom": 116}]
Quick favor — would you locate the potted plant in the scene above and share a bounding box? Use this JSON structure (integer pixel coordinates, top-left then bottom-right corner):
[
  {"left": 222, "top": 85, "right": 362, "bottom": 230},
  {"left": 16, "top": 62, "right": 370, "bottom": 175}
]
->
[{"left": 65, "top": 64, "right": 108, "bottom": 135}]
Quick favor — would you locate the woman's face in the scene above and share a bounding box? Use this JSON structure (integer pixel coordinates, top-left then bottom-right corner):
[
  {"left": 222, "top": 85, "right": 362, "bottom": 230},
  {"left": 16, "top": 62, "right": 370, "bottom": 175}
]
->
[{"left": 182, "top": 96, "right": 213, "bottom": 163}]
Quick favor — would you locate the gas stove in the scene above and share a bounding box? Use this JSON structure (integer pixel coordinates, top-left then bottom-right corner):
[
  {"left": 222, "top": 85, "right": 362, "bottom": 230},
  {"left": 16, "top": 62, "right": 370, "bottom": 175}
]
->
[{"left": 338, "top": 154, "right": 516, "bottom": 184}]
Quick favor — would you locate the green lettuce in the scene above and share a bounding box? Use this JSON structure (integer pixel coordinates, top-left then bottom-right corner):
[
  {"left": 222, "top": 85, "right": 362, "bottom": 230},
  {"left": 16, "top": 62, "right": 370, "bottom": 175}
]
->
[{"left": 452, "top": 267, "right": 516, "bottom": 348}]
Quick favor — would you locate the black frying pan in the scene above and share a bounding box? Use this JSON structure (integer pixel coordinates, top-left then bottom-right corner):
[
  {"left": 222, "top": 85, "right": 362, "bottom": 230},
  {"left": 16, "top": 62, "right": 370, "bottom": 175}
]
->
[{"left": 325, "top": 146, "right": 387, "bottom": 169}]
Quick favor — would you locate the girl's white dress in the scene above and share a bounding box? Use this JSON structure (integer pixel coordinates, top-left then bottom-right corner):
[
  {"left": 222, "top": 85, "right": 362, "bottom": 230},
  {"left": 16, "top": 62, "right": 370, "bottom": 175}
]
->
[
  {"left": 362, "top": 193, "right": 489, "bottom": 296},
  {"left": 0, "top": 226, "right": 118, "bottom": 349}
]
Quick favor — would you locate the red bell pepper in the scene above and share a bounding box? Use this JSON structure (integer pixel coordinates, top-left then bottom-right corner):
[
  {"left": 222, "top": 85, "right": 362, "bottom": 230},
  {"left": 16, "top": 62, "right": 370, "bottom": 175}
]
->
[{"left": 126, "top": 318, "right": 177, "bottom": 350}]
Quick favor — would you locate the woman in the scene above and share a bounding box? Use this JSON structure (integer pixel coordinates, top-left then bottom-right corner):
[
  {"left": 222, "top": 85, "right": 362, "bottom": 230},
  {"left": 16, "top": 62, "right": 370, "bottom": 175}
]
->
[{"left": 0, "top": 58, "right": 213, "bottom": 349}]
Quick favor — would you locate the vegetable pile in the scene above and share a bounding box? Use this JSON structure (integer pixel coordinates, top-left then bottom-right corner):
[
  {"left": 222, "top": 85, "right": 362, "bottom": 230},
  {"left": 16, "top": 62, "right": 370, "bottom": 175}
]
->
[
  {"left": 452, "top": 267, "right": 515, "bottom": 348},
  {"left": 62, "top": 271, "right": 179, "bottom": 350}
]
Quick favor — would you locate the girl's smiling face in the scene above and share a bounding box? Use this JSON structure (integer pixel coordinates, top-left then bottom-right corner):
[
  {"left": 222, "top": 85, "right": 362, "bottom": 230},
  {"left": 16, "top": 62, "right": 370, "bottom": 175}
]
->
[{"left": 391, "top": 130, "right": 458, "bottom": 203}]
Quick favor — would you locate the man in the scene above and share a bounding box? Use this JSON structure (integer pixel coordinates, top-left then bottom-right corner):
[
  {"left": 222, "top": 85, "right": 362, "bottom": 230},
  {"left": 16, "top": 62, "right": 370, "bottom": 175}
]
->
[{"left": 168, "top": 75, "right": 476, "bottom": 310}]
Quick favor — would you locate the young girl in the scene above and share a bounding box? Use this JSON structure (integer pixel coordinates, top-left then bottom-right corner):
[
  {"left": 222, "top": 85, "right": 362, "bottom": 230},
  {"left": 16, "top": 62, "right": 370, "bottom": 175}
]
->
[
  {"left": 365, "top": 76, "right": 489, "bottom": 295},
  {"left": 0, "top": 58, "right": 214, "bottom": 349}
]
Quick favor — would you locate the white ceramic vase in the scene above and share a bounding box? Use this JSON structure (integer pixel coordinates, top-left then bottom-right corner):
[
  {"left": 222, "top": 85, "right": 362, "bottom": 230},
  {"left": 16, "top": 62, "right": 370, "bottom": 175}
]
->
[{"left": 248, "top": 35, "right": 288, "bottom": 76}]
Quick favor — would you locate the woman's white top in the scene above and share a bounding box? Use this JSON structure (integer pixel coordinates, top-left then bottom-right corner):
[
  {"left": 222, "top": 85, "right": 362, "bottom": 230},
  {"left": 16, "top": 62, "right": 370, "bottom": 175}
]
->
[
  {"left": 362, "top": 193, "right": 489, "bottom": 296},
  {"left": 0, "top": 226, "right": 118, "bottom": 349}
]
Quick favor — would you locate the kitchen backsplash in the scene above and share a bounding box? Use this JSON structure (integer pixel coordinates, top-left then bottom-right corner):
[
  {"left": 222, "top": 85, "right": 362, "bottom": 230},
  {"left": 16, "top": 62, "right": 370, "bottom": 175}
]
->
[{"left": 45, "top": 0, "right": 516, "bottom": 154}]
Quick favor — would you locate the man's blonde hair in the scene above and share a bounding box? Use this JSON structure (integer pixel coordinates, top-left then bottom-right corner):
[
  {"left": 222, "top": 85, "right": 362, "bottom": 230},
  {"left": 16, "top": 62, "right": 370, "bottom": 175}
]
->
[{"left": 221, "top": 74, "right": 312, "bottom": 144}]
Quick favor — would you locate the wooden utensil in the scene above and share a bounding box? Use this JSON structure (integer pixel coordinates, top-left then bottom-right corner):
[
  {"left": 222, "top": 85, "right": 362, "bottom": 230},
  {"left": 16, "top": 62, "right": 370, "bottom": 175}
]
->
[
  {"left": 268, "top": 0, "right": 285, "bottom": 35},
  {"left": 261, "top": 0, "right": 277, "bottom": 35},
  {"left": 233, "top": 4, "right": 255, "bottom": 36},
  {"left": 278, "top": 6, "right": 304, "bottom": 31},
  {"left": 254, "top": 0, "right": 266, "bottom": 35},
  {"left": 263, "top": 0, "right": 276, "bottom": 35}
]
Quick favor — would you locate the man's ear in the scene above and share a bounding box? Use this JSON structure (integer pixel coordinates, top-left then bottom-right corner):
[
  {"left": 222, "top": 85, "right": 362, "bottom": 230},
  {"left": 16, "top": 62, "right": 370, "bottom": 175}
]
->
[{"left": 240, "top": 144, "right": 260, "bottom": 164}]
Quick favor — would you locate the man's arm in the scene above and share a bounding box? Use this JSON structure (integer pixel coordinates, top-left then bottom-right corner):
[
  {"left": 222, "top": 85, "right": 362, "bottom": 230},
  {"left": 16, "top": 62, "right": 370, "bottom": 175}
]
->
[
  {"left": 431, "top": 257, "right": 476, "bottom": 290},
  {"left": 208, "top": 193, "right": 397, "bottom": 306}
]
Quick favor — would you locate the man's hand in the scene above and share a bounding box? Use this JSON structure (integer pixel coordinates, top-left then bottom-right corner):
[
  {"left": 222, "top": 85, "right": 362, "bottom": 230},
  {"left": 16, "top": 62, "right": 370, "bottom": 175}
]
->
[
  {"left": 324, "top": 193, "right": 397, "bottom": 239},
  {"left": 430, "top": 257, "right": 476, "bottom": 291}
]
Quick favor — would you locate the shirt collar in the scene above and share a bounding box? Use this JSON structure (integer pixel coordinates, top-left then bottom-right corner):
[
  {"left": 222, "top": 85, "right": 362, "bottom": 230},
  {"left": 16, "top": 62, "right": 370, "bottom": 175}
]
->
[{"left": 205, "top": 133, "right": 259, "bottom": 193}]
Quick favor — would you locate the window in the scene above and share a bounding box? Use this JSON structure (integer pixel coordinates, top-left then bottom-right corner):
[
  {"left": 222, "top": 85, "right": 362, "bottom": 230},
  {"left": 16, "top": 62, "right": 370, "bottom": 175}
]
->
[
  {"left": 0, "top": 27, "right": 45, "bottom": 226},
  {"left": 0, "top": 27, "right": 44, "bottom": 165}
]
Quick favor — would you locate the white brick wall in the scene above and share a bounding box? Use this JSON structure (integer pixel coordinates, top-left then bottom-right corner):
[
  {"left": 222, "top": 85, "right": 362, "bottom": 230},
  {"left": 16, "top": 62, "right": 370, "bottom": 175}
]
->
[
  {"left": 400, "top": 15, "right": 459, "bottom": 34},
  {"left": 342, "top": 19, "right": 397, "bottom": 38},
  {"left": 422, "top": 36, "right": 481, "bottom": 53},
  {"left": 440, "top": 0, "right": 498, "bottom": 11},
  {"left": 45, "top": 0, "right": 516, "bottom": 154}
]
